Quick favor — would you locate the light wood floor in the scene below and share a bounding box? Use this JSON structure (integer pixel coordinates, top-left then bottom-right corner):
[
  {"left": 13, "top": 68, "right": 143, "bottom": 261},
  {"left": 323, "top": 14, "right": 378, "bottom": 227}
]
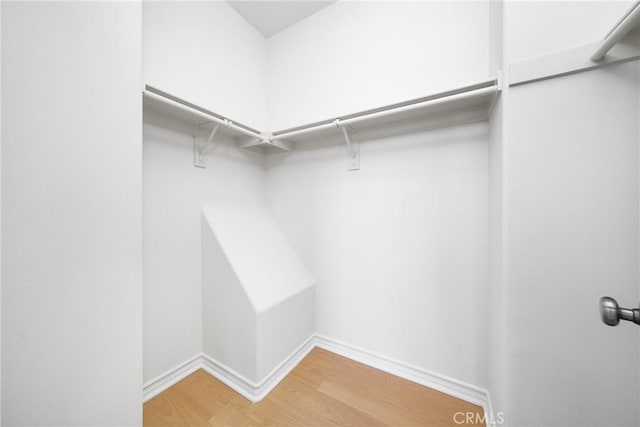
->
[{"left": 144, "top": 348, "right": 484, "bottom": 426}]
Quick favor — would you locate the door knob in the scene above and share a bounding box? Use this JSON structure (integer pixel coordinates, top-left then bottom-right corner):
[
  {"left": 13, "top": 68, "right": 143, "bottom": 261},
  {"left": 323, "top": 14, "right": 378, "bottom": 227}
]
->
[{"left": 600, "top": 296, "right": 640, "bottom": 326}]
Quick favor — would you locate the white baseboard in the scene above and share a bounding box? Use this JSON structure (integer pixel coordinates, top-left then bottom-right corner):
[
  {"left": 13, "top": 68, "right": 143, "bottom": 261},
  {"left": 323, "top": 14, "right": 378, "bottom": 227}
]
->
[
  {"left": 142, "top": 353, "right": 202, "bottom": 402},
  {"left": 314, "top": 334, "right": 493, "bottom": 424},
  {"left": 143, "top": 333, "right": 493, "bottom": 426},
  {"left": 142, "top": 334, "right": 316, "bottom": 403},
  {"left": 201, "top": 334, "right": 316, "bottom": 403}
]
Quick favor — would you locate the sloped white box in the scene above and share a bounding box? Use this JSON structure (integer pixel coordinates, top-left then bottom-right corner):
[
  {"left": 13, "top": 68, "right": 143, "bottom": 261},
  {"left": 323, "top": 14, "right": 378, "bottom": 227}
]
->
[{"left": 201, "top": 204, "right": 315, "bottom": 396}]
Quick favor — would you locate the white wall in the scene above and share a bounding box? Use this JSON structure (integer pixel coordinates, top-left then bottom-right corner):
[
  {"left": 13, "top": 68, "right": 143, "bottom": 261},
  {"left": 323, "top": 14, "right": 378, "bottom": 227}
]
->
[
  {"left": 1, "top": 3, "right": 4, "bottom": 421},
  {"left": 488, "top": 0, "right": 503, "bottom": 78},
  {"left": 266, "top": 123, "right": 489, "bottom": 387},
  {"left": 144, "top": 1, "right": 268, "bottom": 130},
  {"left": 202, "top": 210, "right": 258, "bottom": 381},
  {"left": 504, "top": 1, "right": 634, "bottom": 64},
  {"left": 142, "top": 0, "right": 271, "bottom": 384},
  {"left": 500, "top": 2, "right": 640, "bottom": 424},
  {"left": 143, "top": 2, "right": 492, "bottom": 390},
  {"left": 267, "top": 1, "right": 491, "bottom": 131},
  {"left": 201, "top": 204, "right": 315, "bottom": 383},
  {"left": 202, "top": 204, "right": 314, "bottom": 314},
  {"left": 504, "top": 61, "right": 639, "bottom": 427},
  {"left": 488, "top": 96, "right": 504, "bottom": 417},
  {"left": 2, "top": 2, "right": 142, "bottom": 425},
  {"left": 143, "top": 125, "right": 265, "bottom": 383},
  {"left": 488, "top": 0, "right": 505, "bottom": 418},
  {"left": 263, "top": 0, "right": 491, "bottom": 390},
  {"left": 256, "top": 287, "right": 314, "bottom": 380}
]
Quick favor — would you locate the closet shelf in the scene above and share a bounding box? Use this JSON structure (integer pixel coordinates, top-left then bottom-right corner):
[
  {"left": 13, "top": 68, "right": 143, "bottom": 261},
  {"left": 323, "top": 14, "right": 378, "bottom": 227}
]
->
[
  {"left": 591, "top": 1, "right": 640, "bottom": 61},
  {"left": 142, "top": 86, "right": 290, "bottom": 155},
  {"left": 143, "top": 78, "right": 500, "bottom": 163},
  {"left": 269, "top": 78, "right": 499, "bottom": 146}
]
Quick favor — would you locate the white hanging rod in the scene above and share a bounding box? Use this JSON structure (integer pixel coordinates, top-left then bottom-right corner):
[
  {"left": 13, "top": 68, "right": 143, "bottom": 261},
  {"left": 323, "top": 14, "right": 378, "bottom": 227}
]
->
[
  {"left": 143, "top": 87, "right": 264, "bottom": 140},
  {"left": 269, "top": 79, "right": 498, "bottom": 142},
  {"left": 591, "top": 1, "right": 640, "bottom": 61}
]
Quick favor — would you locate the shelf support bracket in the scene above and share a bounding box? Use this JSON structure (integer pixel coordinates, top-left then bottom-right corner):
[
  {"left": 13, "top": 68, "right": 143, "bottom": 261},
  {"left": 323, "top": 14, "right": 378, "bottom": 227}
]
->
[
  {"left": 334, "top": 119, "right": 359, "bottom": 171},
  {"left": 194, "top": 120, "right": 227, "bottom": 168}
]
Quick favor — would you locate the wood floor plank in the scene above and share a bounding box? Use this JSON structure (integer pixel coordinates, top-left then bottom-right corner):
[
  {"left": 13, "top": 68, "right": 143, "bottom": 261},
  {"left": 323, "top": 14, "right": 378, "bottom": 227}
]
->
[
  {"left": 145, "top": 348, "right": 484, "bottom": 427},
  {"left": 270, "top": 372, "right": 389, "bottom": 426},
  {"left": 173, "top": 370, "right": 236, "bottom": 420},
  {"left": 144, "top": 388, "right": 211, "bottom": 426},
  {"left": 282, "top": 353, "right": 329, "bottom": 389},
  {"left": 208, "top": 398, "right": 264, "bottom": 427},
  {"left": 317, "top": 379, "right": 430, "bottom": 426},
  {"left": 308, "top": 349, "right": 484, "bottom": 425},
  {"left": 216, "top": 394, "right": 313, "bottom": 426}
]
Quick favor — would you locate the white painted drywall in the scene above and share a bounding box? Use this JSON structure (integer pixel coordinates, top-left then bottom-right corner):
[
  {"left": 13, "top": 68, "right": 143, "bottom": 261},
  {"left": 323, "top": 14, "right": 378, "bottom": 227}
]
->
[
  {"left": 499, "top": 2, "right": 640, "bottom": 424},
  {"left": 142, "top": 0, "right": 273, "bottom": 385},
  {"left": 143, "top": 0, "right": 302, "bottom": 386},
  {"left": 267, "top": 1, "right": 491, "bottom": 131},
  {"left": 489, "top": 0, "right": 503, "bottom": 78},
  {"left": 266, "top": 123, "right": 489, "bottom": 387},
  {"left": 1, "top": 3, "right": 3, "bottom": 421},
  {"left": 262, "top": 0, "right": 492, "bottom": 392},
  {"left": 488, "top": 96, "right": 505, "bottom": 417},
  {"left": 256, "top": 287, "right": 314, "bottom": 380},
  {"left": 144, "top": 1, "right": 269, "bottom": 130},
  {"left": 504, "top": 61, "right": 639, "bottom": 427},
  {"left": 143, "top": 124, "right": 265, "bottom": 383},
  {"left": 203, "top": 204, "right": 315, "bottom": 313},
  {"left": 201, "top": 204, "right": 315, "bottom": 383},
  {"left": 202, "top": 212, "right": 258, "bottom": 380},
  {"left": 2, "top": 2, "right": 143, "bottom": 424},
  {"left": 488, "top": 0, "right": 505, "bottom": 418},
  {"left": 504, "top": 0, "right": 635, "bottom": 64}
]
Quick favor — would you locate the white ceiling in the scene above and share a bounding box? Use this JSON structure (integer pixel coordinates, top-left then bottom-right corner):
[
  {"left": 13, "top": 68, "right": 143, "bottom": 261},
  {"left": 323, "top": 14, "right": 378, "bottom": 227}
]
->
[{"left": 227, "top": 1, "right": 336, "bottom": 38}]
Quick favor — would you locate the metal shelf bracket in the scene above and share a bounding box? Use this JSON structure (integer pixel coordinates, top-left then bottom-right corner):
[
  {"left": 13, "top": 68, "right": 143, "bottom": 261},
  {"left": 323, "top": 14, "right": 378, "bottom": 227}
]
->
[
  {"left": 194, "top": 120, "right": 229, "bottom": 168},
  {"left": 334, "top": 119, "right": 360, "bottom": 171}
]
